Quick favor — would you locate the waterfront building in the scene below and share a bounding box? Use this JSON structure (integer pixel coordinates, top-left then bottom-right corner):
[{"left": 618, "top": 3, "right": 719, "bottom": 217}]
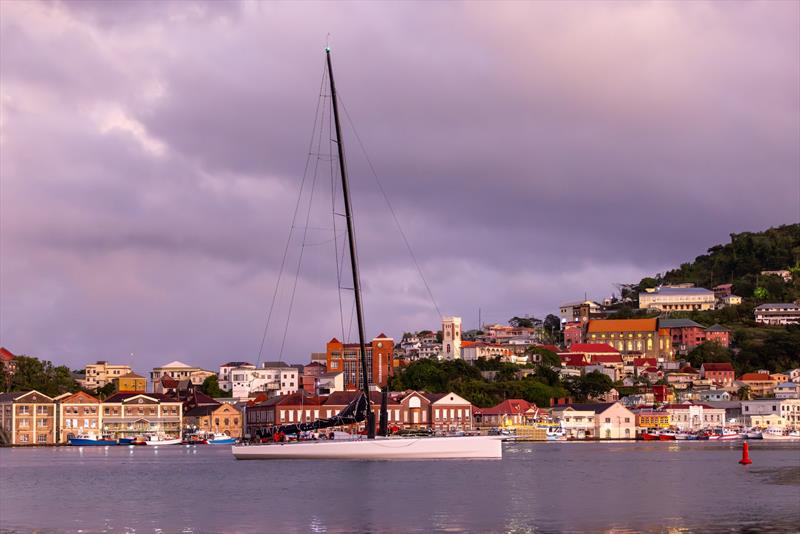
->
[
  {"left": 775, "top": 382, "right": 800, "bottom": 399},
  {"left": 114, "top": 372, "right": 147, "bottom": 393},
  {"left": 700, "top": 363, "right": 735, "bottom": 387},
  {"left": 55, "top": 391, "right": 102, "bottom": 443},
  {"left": 742, "top": 399, "right": 800, "bottom": 429},
  {"left": 101, "top": 392, "right": 183, "bottom": 438},
  {"left": 473, "top": 399, "right": 538, "bottom": 428},
  {"left": 754, "top": 303, "right": 800, "bottom": 325},
  {"left": 442, "top": 316, "right": 462, "bottom": 360},
  {"left": 585, "top": 319, "right": 672, "bottom": 360},
  {"left": 0, "top": 390, "right": 56, "bottom": 445},
  {"left": 663, "top": 403, "right": 725, "bottom": 431},
  {"left": 739, "top": 373, "right": 778, "bottom": 398},
  {"left": 81, "top": 361, "right": 133, "bottom": 391},
  {"left": 184, "top": 403, "right": 242, "bottom": 438},
  {"left": 551, "top": 402, "right": 636, "bottom": 439},
  {"left": 424, "top": 392, "right": 473, "bottom": 432},
  {"left": 150, "top": 361, "right": 215, "bottom": 394},
  {"left": 396, "top": 390, "right": 431, "bottom": 428},
  {"left": 639, "top": 287, "right": 715, "bottom": 312},
  {"left": 326, "top": 334, "right": 394, "bottom": 389},
  {"left": 634, "top": 411, "right": 671, "bottom": 430}
]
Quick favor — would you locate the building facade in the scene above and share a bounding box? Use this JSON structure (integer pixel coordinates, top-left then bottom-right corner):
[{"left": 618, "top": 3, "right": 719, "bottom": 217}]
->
[
  {"left": 184, "top": 403, "right": 242, "bottom": 438},
  {"left": 114, "top": 372, "right": 147, "bottom": 393},
  {"left": 585, "top": 319, "right": 672, "bottom": 360},
  {"left": 0, "top": 390, "right": 56, "bottom": 445},
  {"left": 700, "top": 363, "right": 735, "bottom": 387},
  {"left": 754, "top": 303, "right": 800, "bottom": 325},
  {"left": 101, "top": 393, "right": 183, "bottom": 439},
  {"left": 326, "top": 334, "right": 394, "bottom": 389},
  {"left": 639, "top": 287, "right": 715, "bottom": 312},
  {"left": 441, "top": 316, "right": 462, "bottom": 360},
  {"left": 81, "top": 361, "right": 133, "bottom": 390},
  {"left": 55, "top": 391, "right": 102, "bottom": 443}
]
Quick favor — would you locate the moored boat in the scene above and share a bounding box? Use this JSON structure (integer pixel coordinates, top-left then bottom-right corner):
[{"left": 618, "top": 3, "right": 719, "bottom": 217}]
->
[
  {"left": 207, "top": 433, "right": 237, "bottom": 445},
  {"left": 68, "top": 433, "right": 117, "bottom": 446},
  {"left": 658, "top": 431, "right": 677, "bottom": 441},
  {"left": 145, "top": 435, "right": 181, "bottom": 446},
  {"left": 641, "top": 431, "right": 661, "bottom": 441},
  {"left": 762, "top": 428, "right": 800, "bottom": 441}
]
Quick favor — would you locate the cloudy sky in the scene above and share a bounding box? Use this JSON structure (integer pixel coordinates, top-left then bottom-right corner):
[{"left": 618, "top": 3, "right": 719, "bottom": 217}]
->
[{"left": 1, "top": 0, "right": 798, "bottom": 374}]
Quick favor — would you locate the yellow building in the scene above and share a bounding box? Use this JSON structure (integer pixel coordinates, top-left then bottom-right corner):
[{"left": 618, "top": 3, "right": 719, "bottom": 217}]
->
[
  {"left": 586, "top": 319, "right": 673, "bottom": 360},
  {"left": 750, "top": 414, "right": 785, "bottom": 429},
  {"left": 184, "top": 403, "right": 243, "bottom": 438},
  {"left": 82, "top": 361, "right": 133, "bottom": 390},
  {"left": 114, "top": 372, "right": 147, "bottom": 393},
  {"left": 636, "top": 411, "right": 671, "bottom": 429}
]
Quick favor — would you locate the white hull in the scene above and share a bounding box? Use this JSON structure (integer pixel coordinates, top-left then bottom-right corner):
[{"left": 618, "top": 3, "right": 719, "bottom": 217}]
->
[
  {"left": 232, "top": 435, "right": 502, "bottom": 460},
  {"left": 146, "top": 438, "right": 181, "bottom": 446},
  {"left": 762, "top": 433, "right": 800, "bottom": 441}
]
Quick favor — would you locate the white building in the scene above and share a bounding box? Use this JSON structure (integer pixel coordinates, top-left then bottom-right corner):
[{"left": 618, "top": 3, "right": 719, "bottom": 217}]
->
[
  {"left": 441, "top": 316, "right": 462, "bottom": 360},
  {"left": 638, "top": 287, "right": 715, "bottom": 312},
  {"left": 754, "top": 303, "right": 800, "bottom": 326},
  {"left": 550, "top": 402, "right": 636, "bottom": 439},
  {"left": 559, "top": 301, "right": 602, "bottom": 322},
  {"left": 664, "top": 403, "right": 726, "bottom": 431},
  {"left": 218, "top": 361, "right": 255, "bottom": 392},
  {"left": 742, "top": 399, "right": 800, "bottom": 428}
]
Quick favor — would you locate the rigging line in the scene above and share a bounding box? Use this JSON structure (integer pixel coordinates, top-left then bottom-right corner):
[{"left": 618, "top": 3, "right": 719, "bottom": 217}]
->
[
  {"left": 329, "top": 78, "right": 346, "bottom": 343},
  {"left": 255, "top": 60, "right": 328, "bottom": 369},
  {"left": 278, "top": 62, "right": 330, "bottom": 361},
  {"left": 338, "top": 94, "right": 443, "bottom": 319}
]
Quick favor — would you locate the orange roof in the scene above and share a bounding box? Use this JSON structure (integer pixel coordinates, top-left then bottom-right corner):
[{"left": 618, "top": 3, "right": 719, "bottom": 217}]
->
[
  {"left": 461, "top": 341, "right": 477, "bottom": 348},
  {"left": 740, "top": 373, "right": 773, "bottom": 381},
  {"left": 0, "top": 347, "right": 15, "bottom": 362},
  {"left": 587, "top": 319, "right": 658, "bottom": 333}
]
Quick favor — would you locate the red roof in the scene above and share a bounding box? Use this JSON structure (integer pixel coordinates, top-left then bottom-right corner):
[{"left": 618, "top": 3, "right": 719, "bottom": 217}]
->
[
  {"left": 740, "top": 373, "right": 773, "bottom": 381},
  {"left": 569, "top": 343, "right": 619, "bottom": 354},
  {"left": 679, "top": 365, "right": 699, "bottom": 374},
  {"left": 644, "top": 366, "right": 660, "bottom": 373},
  {"left": 633, "top": 357, "right": 657, "bottom": 367},
  {"left": 701, "top": 363, "right": 734, "bottom": 372},
  {"left": 537, "top": 345, "right": 560, "bottom": 353},
  {"left": 590, "top": 354, "right": 623, "bottom": 364},
  {"left": 0, "top": 347, "right": 15, "bottom": 362},
  {"left": 475, "top": 399, "right": 536, "bottom": 416},
  {"left": 560, "top": 354, "right": 589, "bottom": 366}
]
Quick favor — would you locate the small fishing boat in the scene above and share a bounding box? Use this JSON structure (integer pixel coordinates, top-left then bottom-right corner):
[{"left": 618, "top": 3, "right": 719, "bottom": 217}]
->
[
  {"left": 658, "top": 430, "right": 677, "bottom": 441},
  {"left": 545, "top": 427, "right": 566, "bottom": 442},
  {"left": 118, "top": 437, "right": 135, "bottom": 445},
  {"left": 675, "top": 432, "right": 697, "bottom": 440},
  {"left": 707, "top": 428, "right": 740, "bottom": 441},
  {"left": 68, "top": 433, "right": 117, "bottom": 446},
  {"left": 641, "top": 431, "right": 661, "bottom": 441},
  {"left": 145, "top": 435, "right": 181, "bottom": 446},
  {"left": 207, "top": 433, "right": 237, "bottom": 445},
  {"left": 743, "top": 429, "right": 763, "bottom": 440}
]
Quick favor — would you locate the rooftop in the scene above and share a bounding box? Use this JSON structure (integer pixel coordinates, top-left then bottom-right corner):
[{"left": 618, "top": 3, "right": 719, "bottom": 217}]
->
[
  {"left": 587, "top": 319, "right": 658, "bottom": 333},
  {"left": 569, "top": 343, "right": 619, "bottom": 354},
  {"left": 659, "top": 318, "right": 706, "bottom": 329},
  {"left": 644, "top": 287, "right": 714, "bottom": 295}
]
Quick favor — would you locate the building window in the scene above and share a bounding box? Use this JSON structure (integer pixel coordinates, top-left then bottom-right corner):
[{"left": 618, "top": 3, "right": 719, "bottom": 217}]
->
[{"left": 37, "top": 434, "right": 47, "bottom": 444}]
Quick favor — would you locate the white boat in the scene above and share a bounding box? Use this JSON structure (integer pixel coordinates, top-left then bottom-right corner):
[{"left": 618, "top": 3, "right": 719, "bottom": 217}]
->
[
  {"left": 232, "top": 435, "right": 502, "bottom": 460},
  {"left": 707, "top": 428, "right": 741, "bottom": 441},
  {"left": 231, "top": 48, "right": 503, "bottom": 461},
  {"left": 145, "top": 436, "right": 181, "bottom": 446},
  {"left": 207, "top": 433, "right": 237, "bottom": 445},
  {"left": 762, "top": 428, "right": 800, "bottom": 441}
]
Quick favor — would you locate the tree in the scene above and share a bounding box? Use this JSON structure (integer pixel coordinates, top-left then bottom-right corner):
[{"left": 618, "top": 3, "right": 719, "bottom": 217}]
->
[
  {"left": 96, "top": 382, "right": 117, "bottom": 399},
  {"left": 200, "top": 375, "right": 225, "bottom": 397},
  {"left": 753, "top": 287, "right": 769, "bottom": 300},
  {"left": 9, "top": 356, "right": 77, "bottom": 397},
  {"left": 543, "top": 314, "right": 562, "bottom": 343},
  {"left": 565, "top": 371, "right": 614, "bottom": 401},
  {"left": 737, "top": 385, "right": 752, "bottom": 401},
  {"left": 509, "top": 316, "right": 535, "bottom": 328},
  {"left": 686, "top": 342, "right": 732, "bottom": 369},
  {"left": 526, "top": 346, "right": 560, "bottom": 368}
]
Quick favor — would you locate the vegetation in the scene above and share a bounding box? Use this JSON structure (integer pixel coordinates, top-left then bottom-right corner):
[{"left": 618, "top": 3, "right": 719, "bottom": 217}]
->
[
  {"left": 3, "top": 355, "right": 79, "bottom": 397},
  {"left": 389, "top": 357, "right": 614, "bottom": 408},
  {"left": 200, "top": 375, "right": 230, "bottom": 398}
]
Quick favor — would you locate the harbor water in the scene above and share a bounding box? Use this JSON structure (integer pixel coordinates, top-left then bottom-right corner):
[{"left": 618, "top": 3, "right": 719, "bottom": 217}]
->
[{"left": 1, "top": 441, "right": 799, "bottom": 533}]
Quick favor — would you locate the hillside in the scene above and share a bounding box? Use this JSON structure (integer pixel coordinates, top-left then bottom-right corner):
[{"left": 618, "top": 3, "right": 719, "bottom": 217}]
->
[{"left": 649, "top": 223, "right": 800, "bottom": 300}]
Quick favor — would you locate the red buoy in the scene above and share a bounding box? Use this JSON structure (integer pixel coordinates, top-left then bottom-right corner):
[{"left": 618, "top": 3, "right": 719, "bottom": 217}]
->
[{"left": 739, "top": 441, "right": 752, "bottom": 465}]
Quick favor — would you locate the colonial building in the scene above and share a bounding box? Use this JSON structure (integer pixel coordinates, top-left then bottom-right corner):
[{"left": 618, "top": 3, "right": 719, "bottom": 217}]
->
[
  {"left": 663, "top": 403, "right": 726, "bottom": 431},
  {"left": 81, "top": 361, "right": 133, "bottom": 390},
  {"left": 739, "top": 373, "right": 778, "bottom": 397},
  {"left": 700, "top": 363, "right": 735, "bottom": 387},
  {"left": 54, "top": 391, "right": 102, "bottom": 443},
  {"left": 660, "top": 319, "right": 706, "bottom": 354},
  {"left": 639, "top": 287, "right": 715, "bottom": 312},
  {"left": 634, "top": 410, "right": 671, "bottom": 430},
  {"left": 150, "top": 361, "right": 215, "bottom": 394},
  {"left": 0, "top": 390, "right": 56, "bottom": 445},
  {"left": 473, "top": 399, "right": 538, "bottom": 428},
  {"left": 184, "top": 403, "right": 243, "bottom": 438},
  {"left": 102, "top": 392, "right": 183, "bottom": 439},
  {"left": 461, "top": 341, "right": 517, "bottom": 364},
  {"left": 326, "top": 334, "right": 394, "bottom": 389},
  {"left": 424, "top": 392, "right": 473, "bottom": 431},
  {"left": 704, "top": 324, "right": 731, "bottom": 347},
  {"left": 585, "top": 319, "right": 672, "bottom": 360},
  {"left": 754, "top": 303, "right": 800, "bottom": 325}
]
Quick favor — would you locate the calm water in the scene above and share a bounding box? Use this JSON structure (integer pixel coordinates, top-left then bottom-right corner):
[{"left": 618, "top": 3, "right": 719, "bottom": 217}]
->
[{"left": 1, "top": 441, "right": 799, "bottom": 533}]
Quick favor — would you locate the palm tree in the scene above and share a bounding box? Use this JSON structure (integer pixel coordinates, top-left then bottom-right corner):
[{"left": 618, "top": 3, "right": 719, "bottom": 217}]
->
[{"left": 737, "top": 385, "right": 752, "bottom": 401}]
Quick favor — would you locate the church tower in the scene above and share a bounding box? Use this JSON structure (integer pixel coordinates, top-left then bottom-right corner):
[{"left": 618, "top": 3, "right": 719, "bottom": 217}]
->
[{"left": 441, "top": 316, "right": 462, "bottom": 360}]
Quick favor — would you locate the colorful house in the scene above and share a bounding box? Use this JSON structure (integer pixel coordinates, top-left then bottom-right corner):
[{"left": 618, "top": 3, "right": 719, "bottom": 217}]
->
[
  {"left": 0, "top": 390, "right": 56, "bottom": 445},
  {"left": 700, "top": 363, "right": 735, "bottom": 387}
]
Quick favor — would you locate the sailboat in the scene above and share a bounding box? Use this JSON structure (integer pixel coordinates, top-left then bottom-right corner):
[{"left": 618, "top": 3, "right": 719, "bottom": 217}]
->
[{"left": 232, "top": 48, "right": 501, "bottom": 460}]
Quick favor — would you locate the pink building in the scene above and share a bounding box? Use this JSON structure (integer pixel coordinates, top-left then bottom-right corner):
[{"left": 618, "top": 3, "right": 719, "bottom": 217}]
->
[
  {"left": 700, "top": 362, "right": 735, "bottom": 387},
  {"left": 704, "top": 324, "right": 731, "bottom": 348},
  {"left": 563, "top": 322, "right": 583, "bottom": 347}
]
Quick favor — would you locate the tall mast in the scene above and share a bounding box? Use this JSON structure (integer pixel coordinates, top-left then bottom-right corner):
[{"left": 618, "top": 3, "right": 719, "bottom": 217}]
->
[{"left": 325, "top": 47, "right": 375, "bottom": 439}]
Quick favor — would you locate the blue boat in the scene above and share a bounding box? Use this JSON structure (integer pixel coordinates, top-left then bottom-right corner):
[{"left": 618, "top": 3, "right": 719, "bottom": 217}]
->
[
  {"left": 68, "top": 433, "right": 117, "bottom": 446},
  {"left": 118, "top": 437, "right": 135, "bottom": 445},
  {"left": 207, "top": 433, "right": 237, "bottom": 445}
]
